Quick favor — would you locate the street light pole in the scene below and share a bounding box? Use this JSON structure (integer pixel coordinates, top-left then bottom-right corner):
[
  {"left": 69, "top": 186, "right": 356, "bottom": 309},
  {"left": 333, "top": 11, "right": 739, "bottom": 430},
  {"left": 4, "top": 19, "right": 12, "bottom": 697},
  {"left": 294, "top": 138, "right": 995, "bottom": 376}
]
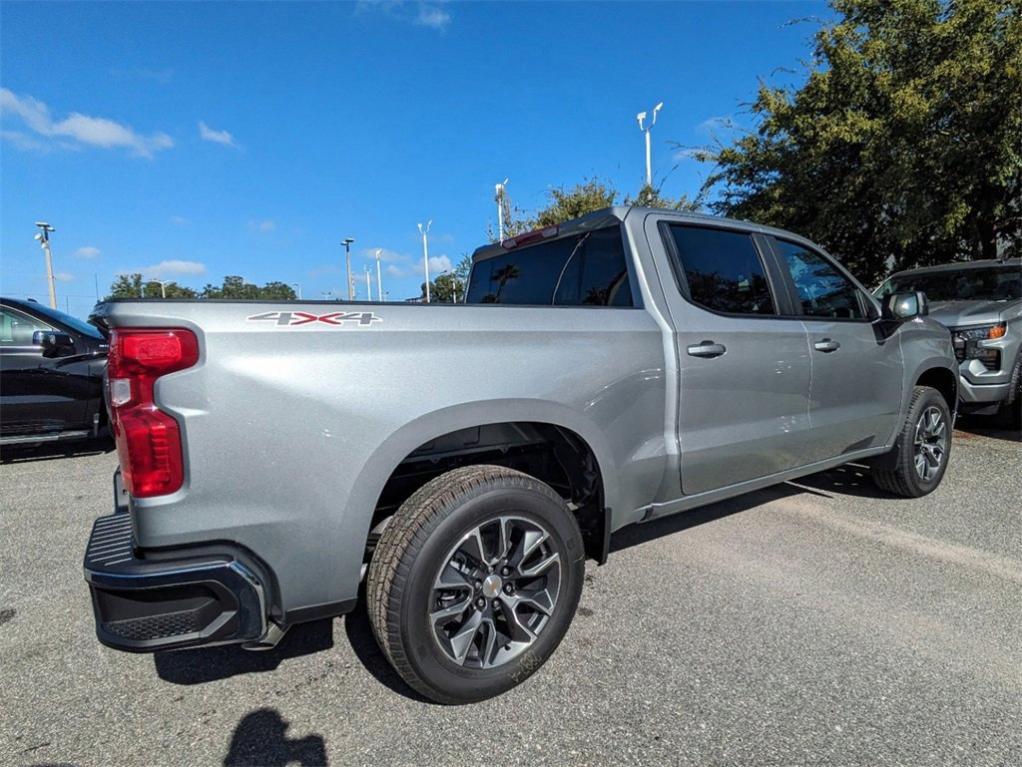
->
[
  {"left": 34, "top": 222, "right": 57, "bottom": 309},
  {"left": 291, "top": 283, "right": 302, "bottom": 300},
  {"left": 341, "top": 237, "right": 355, "bottom": 300},
  {"left": 495, "top": 178, "right": 509, "bottom": 241},
  {"left": 417, "top": 220, "right": 432, "bottom": 303},
  {"left": 636, "top": 102, "right": 664, "bottom": 188},
  {"left": 364, "top": 267, "right": 372, "bottom": 301},
  {"left": 374, "top": 249, "right": 383, "bottom": 302}
]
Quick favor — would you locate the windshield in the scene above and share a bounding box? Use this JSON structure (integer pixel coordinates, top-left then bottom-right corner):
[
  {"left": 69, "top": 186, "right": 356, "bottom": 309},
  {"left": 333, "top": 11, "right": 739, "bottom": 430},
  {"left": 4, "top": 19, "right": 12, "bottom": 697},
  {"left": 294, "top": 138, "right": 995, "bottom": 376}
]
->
[
  {"left": 25, "top": 303, "right": 106, "bottom": 339},
  {"left": 877, "top": 266, "right": 1021, "bottom": 302}
]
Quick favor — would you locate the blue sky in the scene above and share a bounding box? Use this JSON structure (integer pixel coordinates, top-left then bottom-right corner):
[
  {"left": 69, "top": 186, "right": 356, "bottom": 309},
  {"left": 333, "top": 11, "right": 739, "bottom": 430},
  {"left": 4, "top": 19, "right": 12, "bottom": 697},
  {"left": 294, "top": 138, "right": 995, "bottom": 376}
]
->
[{"left": 1, "top": 0, "right": 827, "bottom": 317}]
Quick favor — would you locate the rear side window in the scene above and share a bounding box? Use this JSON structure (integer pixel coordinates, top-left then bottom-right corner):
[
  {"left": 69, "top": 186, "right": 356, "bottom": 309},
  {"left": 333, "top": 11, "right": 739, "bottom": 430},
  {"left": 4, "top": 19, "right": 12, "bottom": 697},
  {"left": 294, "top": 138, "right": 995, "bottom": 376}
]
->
[
  {"left": 772, "top": 239, "right": 865, "bottom": 319},
  {"left": 466, "top": 226, "right": 632, "bottom": 307},
  {"left": 666, "top": 225, "right": 775, "bottom": 315}
]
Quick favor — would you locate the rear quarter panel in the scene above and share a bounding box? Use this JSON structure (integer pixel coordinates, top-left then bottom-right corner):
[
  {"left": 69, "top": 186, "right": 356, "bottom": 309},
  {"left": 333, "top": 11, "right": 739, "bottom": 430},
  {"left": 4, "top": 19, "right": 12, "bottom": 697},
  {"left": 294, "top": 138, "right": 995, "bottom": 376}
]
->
[{"left": 95, "top": 301, "right": 668, "bottom": 614}]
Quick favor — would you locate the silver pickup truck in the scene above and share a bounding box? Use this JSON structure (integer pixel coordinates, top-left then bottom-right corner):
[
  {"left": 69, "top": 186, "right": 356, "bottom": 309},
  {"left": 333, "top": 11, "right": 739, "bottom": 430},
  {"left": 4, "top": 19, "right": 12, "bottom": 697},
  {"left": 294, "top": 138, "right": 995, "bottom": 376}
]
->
[{"left": 84, "top": 207, "right": 957, "bottom": 703}]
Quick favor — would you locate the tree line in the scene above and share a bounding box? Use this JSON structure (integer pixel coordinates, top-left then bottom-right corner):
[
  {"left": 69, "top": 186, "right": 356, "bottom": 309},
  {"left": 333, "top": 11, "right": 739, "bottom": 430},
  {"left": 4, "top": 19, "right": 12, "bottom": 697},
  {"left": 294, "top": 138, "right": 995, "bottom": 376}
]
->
[{"left": 107, "top": 274, "right": 296, "bottom": 300}]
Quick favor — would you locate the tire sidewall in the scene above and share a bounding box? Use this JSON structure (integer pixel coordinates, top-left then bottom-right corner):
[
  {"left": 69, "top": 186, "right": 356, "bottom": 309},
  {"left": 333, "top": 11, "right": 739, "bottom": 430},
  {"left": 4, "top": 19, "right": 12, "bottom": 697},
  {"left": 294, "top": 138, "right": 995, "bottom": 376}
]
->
[
  {"left": 397, "top": 482, "right": 584, "bottom": 703},
  {"left": 901, "top": 388, "right": 953, "bottom": 495}
]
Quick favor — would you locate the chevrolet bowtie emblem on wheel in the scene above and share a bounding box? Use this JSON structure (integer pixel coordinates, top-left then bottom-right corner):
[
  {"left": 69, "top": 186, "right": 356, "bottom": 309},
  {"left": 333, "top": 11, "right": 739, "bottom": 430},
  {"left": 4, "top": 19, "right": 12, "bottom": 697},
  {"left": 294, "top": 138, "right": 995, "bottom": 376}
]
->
[{"left": 247, "top": 311, "right": 382, "bottom": 327}]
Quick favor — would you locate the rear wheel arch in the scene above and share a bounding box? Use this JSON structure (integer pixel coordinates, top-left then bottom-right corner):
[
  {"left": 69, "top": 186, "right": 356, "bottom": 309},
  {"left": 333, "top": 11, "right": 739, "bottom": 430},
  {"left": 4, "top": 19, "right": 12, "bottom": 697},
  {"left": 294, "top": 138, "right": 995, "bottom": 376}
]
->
[{"left": 365, "top": 418, "right": 612, "bottom": 567}]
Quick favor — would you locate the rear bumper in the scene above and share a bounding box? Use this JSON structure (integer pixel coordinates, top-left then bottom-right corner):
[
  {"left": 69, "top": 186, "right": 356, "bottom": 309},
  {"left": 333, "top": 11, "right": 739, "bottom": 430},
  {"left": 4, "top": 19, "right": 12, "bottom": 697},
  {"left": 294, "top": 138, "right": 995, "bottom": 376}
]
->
[{"left": 83, "top": 513, "right": 267, "bottom": 652}]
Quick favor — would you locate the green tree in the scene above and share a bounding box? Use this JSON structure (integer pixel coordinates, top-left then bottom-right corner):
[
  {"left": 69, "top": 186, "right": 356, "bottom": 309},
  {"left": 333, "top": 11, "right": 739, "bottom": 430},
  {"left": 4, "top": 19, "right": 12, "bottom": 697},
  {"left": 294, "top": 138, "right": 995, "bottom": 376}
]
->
[
  {"left": 703, "top": 0, "right": 1022, "bottom": 283},
  {"left": 106, "top": 274, "right": 197, "bottom": 299},
  {"left": 201, "top": 276, "right": 295, "bottom": 300},
  {"left": 108, "top": 273, "right": 144, "bottom": 299},
  {"left": 420, "top": 271, "right": 464, "bottom": 303},
  {"left": 494, "top": 178, "right": 702, "bottom": 242}
]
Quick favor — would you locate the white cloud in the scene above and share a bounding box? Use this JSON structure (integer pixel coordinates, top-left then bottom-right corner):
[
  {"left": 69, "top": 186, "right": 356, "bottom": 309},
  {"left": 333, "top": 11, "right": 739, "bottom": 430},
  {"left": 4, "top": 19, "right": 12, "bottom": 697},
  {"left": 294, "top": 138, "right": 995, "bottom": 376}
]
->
[
  {"left": 198, "top": 121, "right": 237, "bottom": 147},
  {"left": 0, "top": 88, "right": 173, "bottom": 157},
  {"left": 53, "top": 272, "right": 75, "bottom": 282},
  {"left": 428, "top": 255, "right": 452, "bottom": 274},
  {"left": 126, "top": 259, "right": 207, "bottom": 279},
  {"left": 249, "top": 219, "right": 276, "bottom": 233},
  {"left": 169, "top": 215, "right": 189, "bottom": 226},
  {"left": 73, "top": 246, "right": 101, "bottom": 259},
  {"left": 696, "top": 115, "right": 737, "bottom": 136},
  {"left": 359, "top": 1, "right": 451, "bottom": 30},
  {"left": 386, "top": 264, "right": 407, "bottom": 278},
  {"left": 415, "top": 3, "right": 450, "bottom": 29}
]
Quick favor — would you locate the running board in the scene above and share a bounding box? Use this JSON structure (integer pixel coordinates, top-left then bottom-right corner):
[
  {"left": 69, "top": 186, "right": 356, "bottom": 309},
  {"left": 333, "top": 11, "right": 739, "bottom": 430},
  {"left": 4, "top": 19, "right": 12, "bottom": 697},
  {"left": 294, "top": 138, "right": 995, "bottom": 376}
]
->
[{"left": 0, "top": 429, "right": 92, "bottom": 446}]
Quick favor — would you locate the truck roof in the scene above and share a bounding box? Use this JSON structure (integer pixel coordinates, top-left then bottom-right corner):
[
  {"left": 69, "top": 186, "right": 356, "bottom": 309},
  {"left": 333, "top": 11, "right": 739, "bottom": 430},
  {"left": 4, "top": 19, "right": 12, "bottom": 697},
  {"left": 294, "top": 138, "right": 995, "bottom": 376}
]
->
[
  {"left": 889, "top": 257, "right": 1021, "bottom": 279},
  {"left": 470, "top": 206, "right": 814, "bottom": 262}
]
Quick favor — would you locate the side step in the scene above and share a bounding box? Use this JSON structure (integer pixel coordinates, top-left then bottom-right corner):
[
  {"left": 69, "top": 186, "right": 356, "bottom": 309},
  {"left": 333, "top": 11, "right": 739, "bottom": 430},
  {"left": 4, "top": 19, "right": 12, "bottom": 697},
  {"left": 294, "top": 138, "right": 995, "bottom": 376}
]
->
[{"left": 1, "top": 429, "right": 92, "bottom": 446}]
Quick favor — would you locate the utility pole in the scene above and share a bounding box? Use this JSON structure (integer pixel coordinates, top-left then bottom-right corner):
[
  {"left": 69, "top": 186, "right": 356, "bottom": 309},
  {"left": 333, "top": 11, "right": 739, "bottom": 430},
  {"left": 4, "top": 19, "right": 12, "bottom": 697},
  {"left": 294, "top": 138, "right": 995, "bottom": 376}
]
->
[
  {"left": 341, "top": 237, "right": 355, "bottom": 300},
  {"left": 636, "top": 102, "right": 664, "bottom": 188},
  {"left": 374, "top": 249, "right": 383, "bottom": 302},
  {"left": 495, "top": 178, "right": 509, "bottom": 241},
  {"left": 417, "top": 220, "right": 432, "bottom": 303},
  {"left": 33, "top": 222, "right": 57, "bottom": 309}
]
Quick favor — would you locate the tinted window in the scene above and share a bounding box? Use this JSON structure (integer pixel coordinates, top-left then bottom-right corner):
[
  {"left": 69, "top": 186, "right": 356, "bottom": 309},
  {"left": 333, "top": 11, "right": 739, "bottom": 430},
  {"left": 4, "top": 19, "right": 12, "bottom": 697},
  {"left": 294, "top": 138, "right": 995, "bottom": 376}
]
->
[
  {"left": 773, "top": 239, "right": 865, "bottom": 319},
  {"left": 879, "top": 266, "right": 1021, "bottom": 302},
  {"left": 667, "top": 225, "right": 774, "bottom": 315},
  {"left": 0, "top": 307, "right": 51, "bottom": 346},
  {"left": 24, "top": 302, "right": 105, "bottom": 338},
  {"left": 466, "top": 226, "right": 632, "bottom": 307}
]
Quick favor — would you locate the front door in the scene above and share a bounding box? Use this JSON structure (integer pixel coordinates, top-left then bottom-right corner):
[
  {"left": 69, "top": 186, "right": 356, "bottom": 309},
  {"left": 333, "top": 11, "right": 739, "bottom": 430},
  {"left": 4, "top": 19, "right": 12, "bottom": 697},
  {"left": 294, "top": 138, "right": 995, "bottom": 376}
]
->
[
  {"left": 647, "top": 219, "right": 814, "bottom": 496},
  {"left": 0, "top": 306, "right": 88, "bottom": 435},
  {"left": 767, "top": 237, "right": 903, "bottom": 458}
]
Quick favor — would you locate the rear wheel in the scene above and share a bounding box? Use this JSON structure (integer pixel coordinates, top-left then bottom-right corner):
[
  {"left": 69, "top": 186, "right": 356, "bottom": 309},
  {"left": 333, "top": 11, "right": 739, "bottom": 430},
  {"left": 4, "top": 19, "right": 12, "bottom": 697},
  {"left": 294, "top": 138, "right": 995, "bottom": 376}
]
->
[
  {"left": 366, "top": 465, "right": 585, "bottom": 704},
  {"left": 872, "top": 385, "right": 952, "bottom": 497}
]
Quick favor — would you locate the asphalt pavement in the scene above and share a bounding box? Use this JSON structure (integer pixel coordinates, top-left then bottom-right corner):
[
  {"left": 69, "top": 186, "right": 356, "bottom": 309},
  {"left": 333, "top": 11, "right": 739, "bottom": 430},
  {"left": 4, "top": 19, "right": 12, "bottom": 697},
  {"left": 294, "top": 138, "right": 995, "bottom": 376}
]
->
[{"left": 1, "top": 420, "right": 1019, "bottom": 766}]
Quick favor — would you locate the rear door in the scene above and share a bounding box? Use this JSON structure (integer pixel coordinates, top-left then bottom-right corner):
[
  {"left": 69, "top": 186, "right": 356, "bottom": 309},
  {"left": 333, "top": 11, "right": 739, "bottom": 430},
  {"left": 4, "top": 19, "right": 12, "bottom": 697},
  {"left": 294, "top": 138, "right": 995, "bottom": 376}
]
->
[
  {"left": 646, "top": 219, "right": 814, "bottom": 496},
  {"left": 766, "top": 237, "right": 902, "bottom": 457}
]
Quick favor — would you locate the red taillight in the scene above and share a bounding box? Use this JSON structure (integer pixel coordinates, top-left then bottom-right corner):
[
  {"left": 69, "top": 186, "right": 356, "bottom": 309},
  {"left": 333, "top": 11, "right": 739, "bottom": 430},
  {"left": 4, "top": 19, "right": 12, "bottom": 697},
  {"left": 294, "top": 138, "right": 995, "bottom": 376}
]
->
[{"left": 107, "top": 329, "right": 199, "bottom": 498}]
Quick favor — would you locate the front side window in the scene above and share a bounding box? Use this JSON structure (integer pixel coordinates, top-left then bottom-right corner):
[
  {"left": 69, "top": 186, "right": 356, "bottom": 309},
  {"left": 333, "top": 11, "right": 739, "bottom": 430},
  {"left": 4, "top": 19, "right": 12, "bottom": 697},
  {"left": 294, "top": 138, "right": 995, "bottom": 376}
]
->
[
  {"left": 465, "top": 226, "right": 632, "bottom": 307},
  {"left": 666, "top": 225, "right": 775, "bottom": 315},
  {"left": 772, "top": 239, "right": 865, "bottom": 319},
  {"left": 0, "top": 307, "right": 52, "bottom": 346}
]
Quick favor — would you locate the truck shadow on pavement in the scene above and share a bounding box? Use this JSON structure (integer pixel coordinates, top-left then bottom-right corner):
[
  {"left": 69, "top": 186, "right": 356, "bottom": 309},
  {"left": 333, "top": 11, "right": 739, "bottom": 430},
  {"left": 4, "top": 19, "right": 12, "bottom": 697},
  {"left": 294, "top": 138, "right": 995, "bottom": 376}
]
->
[
  {"left": 152, "top": 601, "right": 429, "bottom": 702},
  {"left": 223, "top": 708, "right": 327, "bottom": 767},
  {"left": 153, "top": 619, "right": 335, "bottom": 685}
]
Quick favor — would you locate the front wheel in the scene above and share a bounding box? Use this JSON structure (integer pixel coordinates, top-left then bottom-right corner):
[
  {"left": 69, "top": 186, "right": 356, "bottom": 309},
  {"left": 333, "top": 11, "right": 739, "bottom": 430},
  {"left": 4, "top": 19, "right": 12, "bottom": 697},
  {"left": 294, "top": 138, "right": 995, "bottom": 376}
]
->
[
  {"left": 872, "top": 385, "right": 952, "bottom": 497},
  {"left": 366, "top": 465, "right": 585, "bottom": 704}
]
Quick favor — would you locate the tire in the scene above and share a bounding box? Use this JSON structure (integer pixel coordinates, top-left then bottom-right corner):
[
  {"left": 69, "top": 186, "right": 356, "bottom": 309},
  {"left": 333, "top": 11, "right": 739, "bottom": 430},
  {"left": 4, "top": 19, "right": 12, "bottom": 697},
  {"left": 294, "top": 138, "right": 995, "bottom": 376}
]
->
[
  {"left": 366, "top": 465, "right": 585, "bottom": 704},
  {"left": 872, "top": 385, "right": 953, "bottom": 498}
]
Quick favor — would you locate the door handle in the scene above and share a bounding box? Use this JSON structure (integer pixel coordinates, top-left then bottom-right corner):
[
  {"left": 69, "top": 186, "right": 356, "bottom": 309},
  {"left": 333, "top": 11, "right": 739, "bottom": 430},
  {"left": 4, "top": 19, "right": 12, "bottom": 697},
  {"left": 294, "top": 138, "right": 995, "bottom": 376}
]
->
[
  {"left": 814, "top": 338, "right": 841, "bottom": 353},
  {"left": 686, "top": 341, "right": 726, "bottom": 358}
]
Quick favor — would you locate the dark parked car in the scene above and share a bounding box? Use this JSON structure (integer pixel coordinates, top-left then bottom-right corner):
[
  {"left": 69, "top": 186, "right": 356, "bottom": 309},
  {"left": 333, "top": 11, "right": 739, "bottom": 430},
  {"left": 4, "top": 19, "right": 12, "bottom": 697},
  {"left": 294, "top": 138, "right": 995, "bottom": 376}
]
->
[{"left": 0, "top": 297, "right": 109, "bottom": 446}]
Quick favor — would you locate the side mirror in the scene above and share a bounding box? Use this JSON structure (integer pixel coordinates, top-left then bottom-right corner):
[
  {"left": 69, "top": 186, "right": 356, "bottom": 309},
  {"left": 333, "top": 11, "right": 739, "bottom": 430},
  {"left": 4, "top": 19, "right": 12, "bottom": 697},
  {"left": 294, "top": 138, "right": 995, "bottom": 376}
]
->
[
  {"left": 881, "top": 291, "right": 928, "bottom": 321},
  {"left": 32, "top": 329, "right": 76, "bottom": 357}
]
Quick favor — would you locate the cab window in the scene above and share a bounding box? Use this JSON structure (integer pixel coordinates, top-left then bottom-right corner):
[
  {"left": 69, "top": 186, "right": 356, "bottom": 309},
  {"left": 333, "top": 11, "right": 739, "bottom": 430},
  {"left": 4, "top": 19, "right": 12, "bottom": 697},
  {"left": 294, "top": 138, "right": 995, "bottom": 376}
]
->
[
  {"left": 771, "top": 239, "right": 866, "bottom": 320},
  {"left": 0, "top": 307, "right": 52, "bottom": 346},
  {"left": 665, "top": 225, "right": 775, "bottom": 315}
]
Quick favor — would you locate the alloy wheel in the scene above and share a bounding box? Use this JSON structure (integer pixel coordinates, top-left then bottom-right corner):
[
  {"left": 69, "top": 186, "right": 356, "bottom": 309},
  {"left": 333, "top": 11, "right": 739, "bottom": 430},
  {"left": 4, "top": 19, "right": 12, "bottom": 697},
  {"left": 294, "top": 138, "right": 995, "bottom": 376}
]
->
[
  {"left": 430, "top": 516, "right": 561, "bottom": 669},
  {"left": 913, "top": 405, "right": 947, "bottom": 481}
]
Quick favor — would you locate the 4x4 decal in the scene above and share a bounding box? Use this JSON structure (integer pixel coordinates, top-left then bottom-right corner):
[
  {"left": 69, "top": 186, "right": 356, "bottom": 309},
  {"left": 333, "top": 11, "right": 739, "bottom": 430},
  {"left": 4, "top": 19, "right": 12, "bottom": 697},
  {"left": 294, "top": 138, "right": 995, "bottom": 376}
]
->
[{"left": 247, "top": 311, "right": 382, "bottom": 327}]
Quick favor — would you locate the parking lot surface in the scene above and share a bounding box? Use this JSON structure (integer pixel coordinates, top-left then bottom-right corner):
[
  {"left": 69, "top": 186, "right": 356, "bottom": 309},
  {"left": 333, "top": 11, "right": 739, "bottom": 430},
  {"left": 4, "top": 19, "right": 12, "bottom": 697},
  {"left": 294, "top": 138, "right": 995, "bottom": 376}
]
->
[{"left": 2, "top": 421, "right": 1020, "bottom": 767}]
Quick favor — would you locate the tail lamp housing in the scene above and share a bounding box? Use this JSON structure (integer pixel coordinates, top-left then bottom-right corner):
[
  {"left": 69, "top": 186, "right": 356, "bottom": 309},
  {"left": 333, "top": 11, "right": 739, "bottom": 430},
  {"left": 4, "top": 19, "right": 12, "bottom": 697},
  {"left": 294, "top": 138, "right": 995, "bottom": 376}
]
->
[{"left": 107, "top": 329, "right": 199, "bottom": 497}]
